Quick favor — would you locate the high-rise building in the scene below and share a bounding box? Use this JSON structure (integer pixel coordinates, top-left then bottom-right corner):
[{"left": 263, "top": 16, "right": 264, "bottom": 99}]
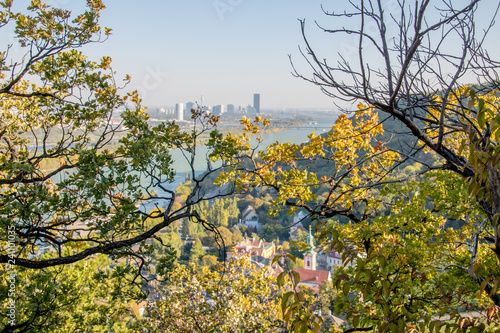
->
[
  {"left": 227, "top": 104, "right": 235, "bottom": 113},
  {"left": 253, "top": 93, "right": 260, "bottom": 114},
  {"left": 186, "top": 102, "right": 195, "bottom": 118},
  {"left": 175, "top": 103, "right": 184, "bottom": 121},
  {"left": 246, "top": 105, "right": 256, "bottom": 114},
  {"left": 186, "top": 102, "right": 195, "bottom": 113},
  {"left": 212, "top": 105, "right": 225, "bottom": 116}
]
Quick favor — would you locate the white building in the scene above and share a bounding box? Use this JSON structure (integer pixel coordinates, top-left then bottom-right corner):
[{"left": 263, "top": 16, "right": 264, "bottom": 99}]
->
[
  {"left": 175, "top": 103, "right": 184, "bottom": 121},
  {"left": 212, "top": 104, "right": 225, "bottom": 116},
  {"left": 290, "top": 211, "right": 308, "bottom": 240},
  {"left": 238, "top": 205, "right": 262, "bottom": 232}
]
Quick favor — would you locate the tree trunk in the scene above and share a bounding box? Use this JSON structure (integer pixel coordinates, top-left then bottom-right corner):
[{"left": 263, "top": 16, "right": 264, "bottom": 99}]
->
[{"left": 488, "top": 160, "right": 500, "bottom": 263}]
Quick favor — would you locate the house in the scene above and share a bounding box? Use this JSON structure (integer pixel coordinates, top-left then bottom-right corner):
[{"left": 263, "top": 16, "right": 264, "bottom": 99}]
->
[
  {"left": 228, "top": 237, "right": 276, "bottom": 260},
  {"left": 290, "top": 224, "right": 307, "bottom": 240},
  {"left": 293, "top": 268, "right": 331, "bottom": 289},
  {"left": 290, "top": 211, "right": 308, "bottom": 240},
  {"left": 330, "top": 251, "right": 342, "bottom": 269},
  {"left": 239, "top": 205, "right": 262, "bottom": 232},
  {"left": 317, "top": 250, "right": 343, "bottom": 271}
]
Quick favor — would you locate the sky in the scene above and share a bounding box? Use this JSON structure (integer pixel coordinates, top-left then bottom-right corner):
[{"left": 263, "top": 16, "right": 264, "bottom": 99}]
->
[
  {"left": 6, "top": 1, "right": 500, "bottom": 110},
  {"left": 42, "top": 0, "right": 348, "bottom": 110}
]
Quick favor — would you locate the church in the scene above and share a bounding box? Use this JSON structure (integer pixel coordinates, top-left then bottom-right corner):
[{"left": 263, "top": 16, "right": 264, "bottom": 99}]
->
[{"left": 293, "top": 226, "right": 331, "bottom": 291}]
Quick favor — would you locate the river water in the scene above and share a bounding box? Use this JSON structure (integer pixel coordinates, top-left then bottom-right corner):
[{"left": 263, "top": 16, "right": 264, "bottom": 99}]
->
[{"left": 140, "top": 118, "right": 338, "bottom": 212}]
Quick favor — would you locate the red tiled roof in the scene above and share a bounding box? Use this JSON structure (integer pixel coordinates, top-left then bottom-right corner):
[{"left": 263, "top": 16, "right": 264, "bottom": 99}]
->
[
  {"left": 231, "top": 238, "right": 275, "bottom": 258},
  {"left": 293, "top": 268, "right": 330, "bottom": 285}
]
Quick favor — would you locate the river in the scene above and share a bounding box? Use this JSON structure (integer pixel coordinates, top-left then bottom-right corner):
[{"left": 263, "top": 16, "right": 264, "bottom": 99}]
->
[{"left": 140, "top": 118, "right": 338, "bottom": 212}]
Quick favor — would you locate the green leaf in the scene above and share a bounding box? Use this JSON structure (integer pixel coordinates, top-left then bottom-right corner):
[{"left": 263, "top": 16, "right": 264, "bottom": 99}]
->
[
  {"left": 292, "top": 270, "right": 301, "bottom": 286},
  {"left": 478, "top": 109, "right": 486, "bottom": 128},
  {"left": 286, "top": 253, "right": 297, "bottom": 263},
  {"left": 439, "top": 306, "right": 448, "bottom": 317},
  {"left": 470, "top": 263, "right": 481, "bottom": 276},
  {"left": 281, "top": 291, "right": 294, "bottom": 313},
  {"left": 343, "top": 283, "right": 350, "bottom": 296},
  {"left": 277, "top": 272, "right": 285, "bottom": 287},
  {"left": 352, "top": 315, "right": 359, "bottom": 328}
]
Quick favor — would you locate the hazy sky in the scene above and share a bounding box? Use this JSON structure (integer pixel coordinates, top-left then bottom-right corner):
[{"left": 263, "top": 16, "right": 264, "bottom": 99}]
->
[
  {"left": 9, "top": 1, "right": 500, "bottom": 110},
  {"left": 42, "top": 0, "right": 348, "bottom": 109}
]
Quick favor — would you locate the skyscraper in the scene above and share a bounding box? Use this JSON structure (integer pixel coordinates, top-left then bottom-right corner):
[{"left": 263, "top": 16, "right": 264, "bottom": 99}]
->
[
  {"left": 212, "top": 105, "right": 225, "bottom": 116},
  {"left": 175, "top": 103, "right": 184, "bottom": 121},
  {"left": 185, "top": 102, "right": 195, "bottom": 118},
  {"left": 186, "top": 102, "right": 195, "bottom": 113},
  {"left": 253, "top": 93, "right": 260, "bottom": 114}
]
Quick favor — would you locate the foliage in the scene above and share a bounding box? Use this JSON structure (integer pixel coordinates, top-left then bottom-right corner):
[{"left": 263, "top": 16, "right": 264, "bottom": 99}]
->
[
  {"left": 189, "top": 237, "right": 204, "bottom": 263},
  {"left": 0, "top": 253, "right": 140, "bottom": 332},
  {"left": 211, "top": 1, "right": 500, "bottom": 331},
  {"left": 271, "top": 253, "right": 324, "bottom": 332},
  {"left": 5, "top": 1, "right": 500, "bottom": 332},
  {"left": 317, "top": 280, "right": 339, "bottom": 317},
  {"left": 226, "top": 107, "right": 500, "bottom": 332},
  {"left": 197, "top": 197, "right": 239, "bottom": 228},
  {"left": 0, "top": 1, "right": 241, "bottom": 330},
  {"left": 290, "top": 229, "right": 309, "bottom": 258},
  {"left": 182, "top": 214, "right": 207, "bottom": 239},
  {"left": 202, "top": 225, "right": 234, "bottom": 249},
  {"left": 141, "top": 256, "right": 284, "bottom": 332},
  {"left": 327, "top": 168, "right": 500, "bottom": 332},
  {"left": 260, "top": 222, "right": 288, "bottom": 241},
  {"left": 200, "top": 254, "right": 218, "bottom": 269}
]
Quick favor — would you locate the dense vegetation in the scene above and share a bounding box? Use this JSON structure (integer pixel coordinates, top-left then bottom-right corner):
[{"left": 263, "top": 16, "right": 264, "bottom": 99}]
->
[{"left": 2, "top": 1, "right": 500, "bottom": 333}]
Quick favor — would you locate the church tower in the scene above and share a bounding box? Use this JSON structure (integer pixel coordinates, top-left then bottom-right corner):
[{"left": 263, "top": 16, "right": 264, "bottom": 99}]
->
[{"left": 303, "top": 225, "right": 317, "bottom": 270}]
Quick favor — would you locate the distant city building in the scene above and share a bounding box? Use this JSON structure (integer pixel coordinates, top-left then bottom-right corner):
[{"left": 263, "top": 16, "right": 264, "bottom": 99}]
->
[
  {"left": 212, "top": 104, "right": 225, "bottom": 116},
  {"left": 175, "top": 103, "right": 184, "bottom": 121},
  {"left": 186, "top": 102, "right": 195, "bottom": 116},
  {"left": 293, "top": 211, "right": 307, "bottom": 225},
  {"left": 321, "top": 251, "right": 344, "bottom": 270},
  {"left": 303, "top": 226, "right": 317, "bottom": 270},
  {"left": 226, "top": 104, "right": 235, "bottom": 113},
  {"left": 253, "top": 93, "right": 260, "bottom": 113},
  {"left": 316, "top": 248, "right": 357, "bottom": 272},
  {"left": 245, "top": 105, "right": 257, "bottom": 114}
]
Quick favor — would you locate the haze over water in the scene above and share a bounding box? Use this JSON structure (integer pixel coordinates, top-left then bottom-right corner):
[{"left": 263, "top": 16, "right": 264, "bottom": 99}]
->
[{"left": 140, "top": 117, "right": 338, "bottom": 212}]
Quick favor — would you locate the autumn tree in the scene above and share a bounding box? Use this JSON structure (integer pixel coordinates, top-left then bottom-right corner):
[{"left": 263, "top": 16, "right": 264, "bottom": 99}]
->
[
  {"left": 197, "top": 197, "right": 240, "bottom": 228},
  {"left": 0, "top": 253, "right": 141, "bottom": 332},
  {"left": 141, "top": 256, "right": 284, "bottom": 332},
  {"left": 0, "top": 1, "right": 240, "bottom": 331},
  {"left": 213, "top": 0, "right": 500, "bottom": 331},
  {"left": 189, "top": 238, "right": 204, "bottom": 263},
  {"left": 201, "top": 254, "right": 218, "bottom": 268}
]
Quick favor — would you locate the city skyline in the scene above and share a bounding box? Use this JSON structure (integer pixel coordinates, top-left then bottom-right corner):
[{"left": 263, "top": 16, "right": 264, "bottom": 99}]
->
[
  {"left": 33, "top": 1, "right": 351, "bottom": 109},
  {"left": 7, "top": 1, "right": 498, "bottom": 109}
]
